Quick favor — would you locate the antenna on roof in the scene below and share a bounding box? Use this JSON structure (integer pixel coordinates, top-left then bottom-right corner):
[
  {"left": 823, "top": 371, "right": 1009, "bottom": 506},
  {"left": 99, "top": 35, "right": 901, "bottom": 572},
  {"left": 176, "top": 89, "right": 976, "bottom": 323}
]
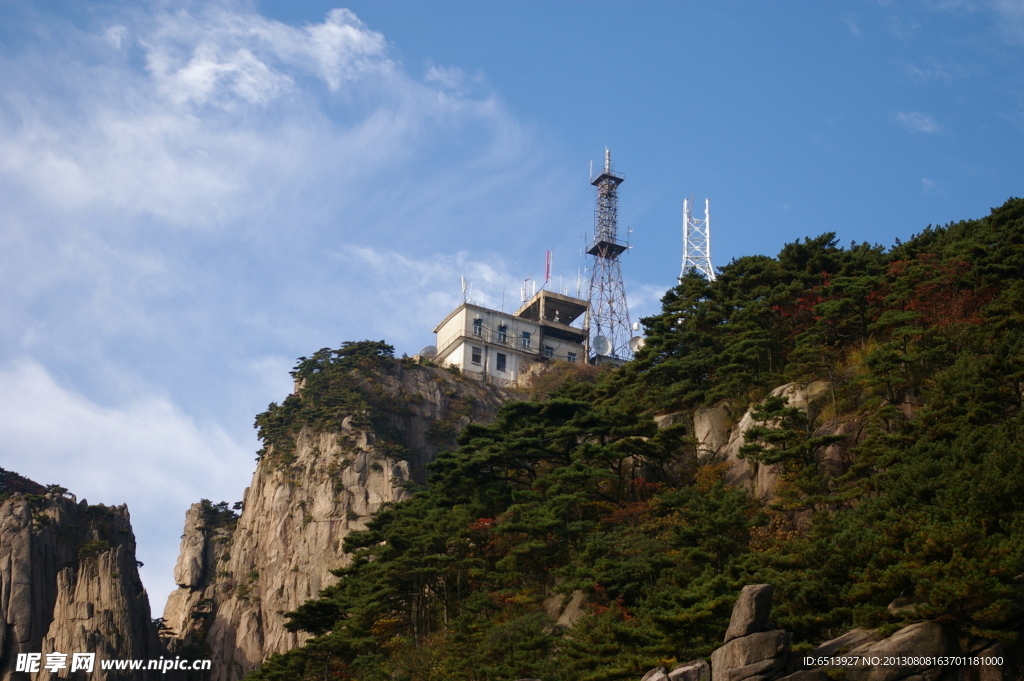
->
[{"left": 461, "top": 275, "right": 467, "bottom": 303}]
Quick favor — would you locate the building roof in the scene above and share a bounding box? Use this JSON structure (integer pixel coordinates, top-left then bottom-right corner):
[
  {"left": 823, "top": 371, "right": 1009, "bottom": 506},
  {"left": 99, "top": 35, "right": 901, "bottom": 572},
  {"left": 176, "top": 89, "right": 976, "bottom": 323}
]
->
[
  {"left": 432, "top": 302, "right": 526, "bottom": 335},
  {"left": 514, "top": 289, "right": 588, "bottom": 325}
]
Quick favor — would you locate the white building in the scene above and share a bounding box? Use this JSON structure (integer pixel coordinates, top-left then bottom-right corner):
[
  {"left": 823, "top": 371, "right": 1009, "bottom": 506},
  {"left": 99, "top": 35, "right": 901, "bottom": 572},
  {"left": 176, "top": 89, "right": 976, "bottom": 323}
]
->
[{"left": 433, "top": 290, "right": 589, "bottom": 384}]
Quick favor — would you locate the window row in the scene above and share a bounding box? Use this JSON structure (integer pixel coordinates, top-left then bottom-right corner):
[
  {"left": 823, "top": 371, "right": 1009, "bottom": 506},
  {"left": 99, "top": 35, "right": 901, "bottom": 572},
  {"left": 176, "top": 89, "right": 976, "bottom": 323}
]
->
[
  {"left": 471, "top": 347, "right": 575, "bottom": 368},
  {"left": 471, "top": 319, "right": 532, "bottom": 348},
  {"left": 470, "top": 347, "right": 508, "bottom": 373}
]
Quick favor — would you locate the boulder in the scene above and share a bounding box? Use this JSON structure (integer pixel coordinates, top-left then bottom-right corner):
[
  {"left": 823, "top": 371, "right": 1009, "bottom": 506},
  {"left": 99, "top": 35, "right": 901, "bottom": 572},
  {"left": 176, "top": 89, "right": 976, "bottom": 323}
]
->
[
  {"left": 844, "top": 622, "right": 955, "bottom": 681},
  {"left": 670, "top": 660, "right": 710, "bottom": 681},
  {"left": 809, "top": 627, "right": 880, "bottom": 659},
  {"left": 957, "top": 641, "right": 1009, "bottom": 681},
  {"left": 724, "top": 584, "right": 775, "bottom": 642},
  {"left": 693, "top": 405, "right": 731, "bottom": 456},
  {"left": 711, "top": 630, "right": 791, "bottom": 681},
  {"left": 718, "top": 656, "right": 785, "bottom": 681},
  {"left": 641, "top": 667, "right": 668, "bottom": 681}
]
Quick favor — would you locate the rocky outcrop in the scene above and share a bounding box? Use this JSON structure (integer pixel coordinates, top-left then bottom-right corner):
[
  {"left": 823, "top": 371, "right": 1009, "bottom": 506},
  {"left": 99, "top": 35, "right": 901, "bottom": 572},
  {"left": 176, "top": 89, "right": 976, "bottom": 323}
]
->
[
  {"left": 724, "top": 585, "right": 775, "bottom": 643},
  {"left": 633, "top": 584, "right": 1014, "bottom": 681},
  {"left": 706, "top": 585, "right": 1009, "bottom": 681},
  {"left": 714, "top": 382, "right": 829, "bottom": 501},
  {"left": 161, "top": 361, "right": 508, "bottom": 681},
  {"left": 0, "top": 484, "right": 161, "bottom": 680},
  {"left": 660, "top": 382, "right": 850, "bottom": 502},
  {"left": 671, "top": 660, "right": 711, "bottom": 681},
  {"left": 711, "top": 584, "right": 790, "bottom": 681},
  {"left": 638, "top": 663, "right": 712, "bottom": 681}
]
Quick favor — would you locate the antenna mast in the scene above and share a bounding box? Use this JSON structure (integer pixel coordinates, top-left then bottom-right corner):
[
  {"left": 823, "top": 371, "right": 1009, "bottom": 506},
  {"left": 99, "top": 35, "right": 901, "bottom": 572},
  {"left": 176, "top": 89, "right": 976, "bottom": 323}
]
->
[
  {"left": 680, "top": 196, "right": 716, "bottom": 281},
  {"left": 586, "top": 148, "right": 633, "bottom": 361}
]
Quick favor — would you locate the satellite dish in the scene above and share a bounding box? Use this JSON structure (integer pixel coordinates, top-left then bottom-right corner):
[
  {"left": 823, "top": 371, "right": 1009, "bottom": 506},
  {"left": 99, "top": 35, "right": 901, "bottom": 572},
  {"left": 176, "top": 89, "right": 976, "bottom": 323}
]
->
[
  {"left": 629, "top": 336, "right": 646, "bottom": 353},
  {"left": 592, "top": 335, "right": 612, "bottom": 357},
  {"left": 419, "top": 345, "right": 437, "bottom": 359}
]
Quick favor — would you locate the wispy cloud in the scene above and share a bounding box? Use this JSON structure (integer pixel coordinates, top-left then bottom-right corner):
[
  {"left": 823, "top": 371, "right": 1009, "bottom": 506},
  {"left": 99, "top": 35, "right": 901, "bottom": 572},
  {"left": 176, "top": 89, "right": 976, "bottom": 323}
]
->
[
  {"left": 919, "top": 0, "right": 1024, "bottom": 43},
  {"left": 888, "top": 16, "right": 922, "bottom": 38},
  {"left": 992, "top": 0, "right": 1024, "bottom": 42},
  {"left": 0, "top": 359, "right": 253, "bottom": 610},
  {"left": 0, "top": 1, "right": 569, "bottom": 613},
  {"left": 902, "top": 58, "right": 970, "bottom": 82},
  {"left": 895, "top": 110, "right": 943, "bottom": 132}
]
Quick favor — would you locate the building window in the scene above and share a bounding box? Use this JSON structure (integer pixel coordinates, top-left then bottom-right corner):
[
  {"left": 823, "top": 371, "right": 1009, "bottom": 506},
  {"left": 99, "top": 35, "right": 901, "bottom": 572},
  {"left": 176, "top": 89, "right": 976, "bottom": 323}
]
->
[
  {"left": 471, "top": 347, "right": 482, "bottom": 365},
  {"left": 567, "top": 352, "right": 577, "bottom": 363},
  {"left": 544, "top": 346, "right": 554, "bottom": 359},
  {"left": 472, "top": 318, "right": 483, "bottom": 336},
  {"left": 521, "top": 331, "right": 531, "bottom": 349},
  {"left": 496, "top": 353, "right": 507, "bottom": 372},
  {"left": 497, "top": 324, "right": 507, "bottom": 343}
]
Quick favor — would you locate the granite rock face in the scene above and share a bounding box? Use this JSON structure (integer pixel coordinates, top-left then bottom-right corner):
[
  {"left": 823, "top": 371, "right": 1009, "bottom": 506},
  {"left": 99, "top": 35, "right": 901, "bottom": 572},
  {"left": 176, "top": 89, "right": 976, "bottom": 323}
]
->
[
  {"left": 160, "top": 361, "right": 509, "bottom": 681},
  {"left": 710, "top": 583, "right": 791, "bottom": 681},
  {"left": 670, "top": 660, "right": 710, "bottom": 681},
  {"left": 0, "top": 489, "right": 161, "bottom": 680},
  {"left": 710, "top": 631, "right": 791, "bottom": 681},
  {"left": 724, "top": 584, "right": 775, "bottom": 643},
  {"left": 659, "top": 382, "right": 833, "bottom": 502}
]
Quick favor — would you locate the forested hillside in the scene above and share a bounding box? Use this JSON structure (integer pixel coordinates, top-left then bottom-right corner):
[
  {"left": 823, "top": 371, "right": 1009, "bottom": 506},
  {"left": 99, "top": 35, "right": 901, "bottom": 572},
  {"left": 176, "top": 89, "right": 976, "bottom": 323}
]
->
[{"left": 248, "top": 198, "right": 1024, "bottom": 681}]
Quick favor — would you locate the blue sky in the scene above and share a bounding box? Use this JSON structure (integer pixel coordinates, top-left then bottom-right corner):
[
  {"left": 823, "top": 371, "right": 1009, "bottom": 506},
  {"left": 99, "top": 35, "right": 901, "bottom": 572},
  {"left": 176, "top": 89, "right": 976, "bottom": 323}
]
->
[{"left": 0, "top": 0, "right": 1021, "bottom": 612}]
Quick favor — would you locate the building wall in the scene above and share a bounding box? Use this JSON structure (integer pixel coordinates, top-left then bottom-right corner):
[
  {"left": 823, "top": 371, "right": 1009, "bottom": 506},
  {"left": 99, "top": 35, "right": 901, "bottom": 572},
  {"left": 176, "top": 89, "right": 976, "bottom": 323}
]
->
[{"left": 435, "top": 303, "right": 584, "bottom": 383}]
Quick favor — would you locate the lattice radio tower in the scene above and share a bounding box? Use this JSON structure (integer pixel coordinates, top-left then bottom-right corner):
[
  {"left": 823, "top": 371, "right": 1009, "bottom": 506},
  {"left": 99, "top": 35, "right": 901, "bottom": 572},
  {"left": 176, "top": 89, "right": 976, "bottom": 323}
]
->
[
  {"left": 680, "top": 196, "right": 716, "bottom": 281},
  {"left": 586, "top": 149, "right": 633, "bottom": 361}
]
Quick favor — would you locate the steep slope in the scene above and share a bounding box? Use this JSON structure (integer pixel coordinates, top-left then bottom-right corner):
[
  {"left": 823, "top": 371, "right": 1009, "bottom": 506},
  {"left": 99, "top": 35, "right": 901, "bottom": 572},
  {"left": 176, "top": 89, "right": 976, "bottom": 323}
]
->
[
  {"left": 160, "top": 347, "right": 509, "bottom": 681},
  {"left": 0, "top": 469, "right": 161, "bottom": 680},
  {"left": 243, "top": 199, "right": 1024, "bottom": 681}
]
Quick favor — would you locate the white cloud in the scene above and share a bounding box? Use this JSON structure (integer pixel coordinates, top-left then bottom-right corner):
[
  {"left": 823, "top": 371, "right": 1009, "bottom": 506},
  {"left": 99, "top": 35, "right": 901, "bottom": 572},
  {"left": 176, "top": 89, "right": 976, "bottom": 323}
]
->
[
  {"left": 0, "top": 1, "right": 570, "bottom": 615},
  {"left": 895, "top": 110, "right": 943, "bottom": 132},
  {"left": 902, "top": 58, "right": 970, "bottom": 82},
  {"left": 0, "top": 6, "right": 401, "bottom": 225},
  {"left": 105, "top": 25, "right": 129, "bottom": 49},
  {"left": 143, "top": 7, "right": 390, "bottom": 107},
  {"left": 992, "top": 0, "right": 1024, "bottom": 42},
  {"left": 919, "top": 0, "right": 1024, "bottom": 43},
  {"left": 335, "top": 245, "right": 534, "bottom": 346},
  {"left": 0, "top": 359, "right": 253, "bottom": 611}
]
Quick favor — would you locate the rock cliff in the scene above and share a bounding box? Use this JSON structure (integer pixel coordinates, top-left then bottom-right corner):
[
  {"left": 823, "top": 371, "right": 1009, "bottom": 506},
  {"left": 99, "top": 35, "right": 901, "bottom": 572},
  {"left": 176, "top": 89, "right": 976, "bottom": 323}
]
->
[
  {"left": 662, "top": 381, "right": 870, "bottom": 503},
  {"left": 160, "top": 360, "right": 509, "bottom": 681},
  {"left": 0, "top": 469, "right": 161, "bottom": 680}
]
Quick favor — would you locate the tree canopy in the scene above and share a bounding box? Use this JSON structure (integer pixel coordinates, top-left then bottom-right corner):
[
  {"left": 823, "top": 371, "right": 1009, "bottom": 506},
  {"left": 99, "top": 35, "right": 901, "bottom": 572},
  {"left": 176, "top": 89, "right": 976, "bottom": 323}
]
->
[{"left": 248, "top": 198, "right": 1024, "bottom": 680}]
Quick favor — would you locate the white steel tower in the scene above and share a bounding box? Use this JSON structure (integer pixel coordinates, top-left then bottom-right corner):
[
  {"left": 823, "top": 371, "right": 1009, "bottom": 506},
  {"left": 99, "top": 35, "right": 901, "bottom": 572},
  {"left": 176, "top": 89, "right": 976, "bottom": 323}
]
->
[{"left": 680, "top": 197, "right": 716, "bottom": 281}]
